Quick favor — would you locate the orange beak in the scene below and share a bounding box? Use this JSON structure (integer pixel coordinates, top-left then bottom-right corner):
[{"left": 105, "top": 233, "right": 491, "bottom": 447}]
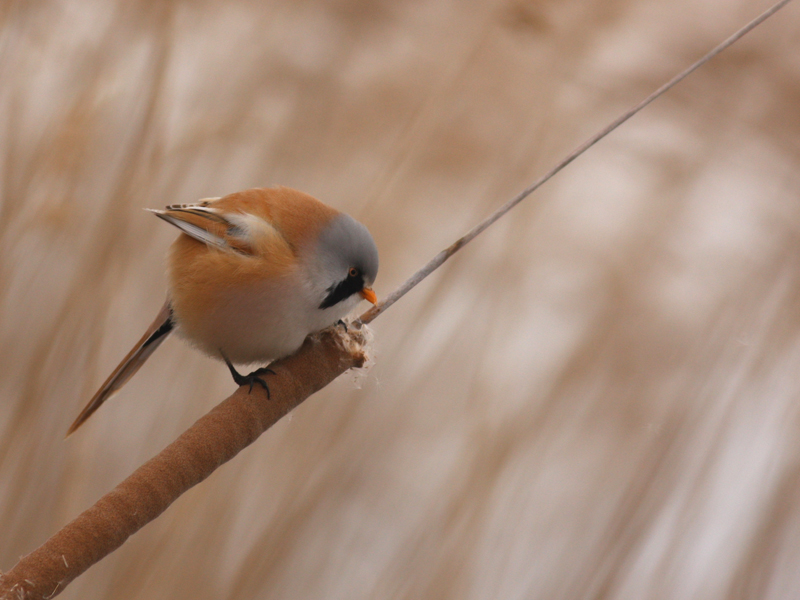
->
[{"left": 359, "top": 287, "right": 377, "bottom": 305}]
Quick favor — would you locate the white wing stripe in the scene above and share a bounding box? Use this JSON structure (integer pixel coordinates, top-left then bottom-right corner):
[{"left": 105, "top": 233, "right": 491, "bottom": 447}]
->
[{"left": 148, "top": 210, "right": 229, "bottom": 249}]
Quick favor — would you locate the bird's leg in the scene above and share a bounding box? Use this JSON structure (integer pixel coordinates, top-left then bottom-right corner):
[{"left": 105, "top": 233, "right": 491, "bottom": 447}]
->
[{"left": 221, "top": 351, "right": 274, "bottom": 399}]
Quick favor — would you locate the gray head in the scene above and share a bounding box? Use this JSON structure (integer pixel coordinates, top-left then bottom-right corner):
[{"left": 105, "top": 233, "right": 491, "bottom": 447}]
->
[{"left": 311, "top": 213, "right": 379, "bottom": 310}]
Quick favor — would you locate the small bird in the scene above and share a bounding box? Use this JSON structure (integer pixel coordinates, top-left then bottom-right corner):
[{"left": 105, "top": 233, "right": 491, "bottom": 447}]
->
[{"left": 67, "top": 186, "right": 378, "bottom": 435}]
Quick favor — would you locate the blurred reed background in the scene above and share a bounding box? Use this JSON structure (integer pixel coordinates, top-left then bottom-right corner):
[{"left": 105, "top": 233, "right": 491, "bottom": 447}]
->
[{"left": 2, "top": 0, "right": 800, "bottom": 598}]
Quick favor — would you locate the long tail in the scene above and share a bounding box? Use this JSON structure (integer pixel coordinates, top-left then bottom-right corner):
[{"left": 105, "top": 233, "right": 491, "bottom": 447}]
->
[{"left": 66, "top": 300, "right": 174, "bottom": 437}]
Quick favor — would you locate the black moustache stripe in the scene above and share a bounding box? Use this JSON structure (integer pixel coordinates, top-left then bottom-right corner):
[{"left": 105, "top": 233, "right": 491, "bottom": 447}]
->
[{"left": 320, "top": 274, "right": 365, "bottom": 309}]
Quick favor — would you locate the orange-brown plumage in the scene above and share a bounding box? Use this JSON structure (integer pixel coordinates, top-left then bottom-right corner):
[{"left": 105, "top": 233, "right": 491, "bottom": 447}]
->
[
  {"left": 67, "top": 186, "right": 378, "bottom": 436},
  {"left": 163, "top": 188, "right": 347, "bottom": 363}
]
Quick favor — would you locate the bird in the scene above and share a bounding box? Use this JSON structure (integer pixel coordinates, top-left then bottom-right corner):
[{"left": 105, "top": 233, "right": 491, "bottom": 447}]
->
[{"left": 66, "top": 186, "right": 378, "bottom": 436}]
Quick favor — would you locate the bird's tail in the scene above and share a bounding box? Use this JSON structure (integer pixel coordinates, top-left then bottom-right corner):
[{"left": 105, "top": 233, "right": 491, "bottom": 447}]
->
[{"left": 66, "top": 300, "right": 174, "bottom": 437}]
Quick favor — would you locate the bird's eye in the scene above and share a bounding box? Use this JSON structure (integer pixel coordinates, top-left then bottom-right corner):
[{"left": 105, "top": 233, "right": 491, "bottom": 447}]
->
[{"left": 348, "top": 267, "right": 359, "bottom": 278}]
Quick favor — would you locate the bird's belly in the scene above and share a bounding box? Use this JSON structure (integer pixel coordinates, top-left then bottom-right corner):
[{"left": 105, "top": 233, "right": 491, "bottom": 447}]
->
[{"left": 172, "top": 278, "right": 314, "bottom": 365}]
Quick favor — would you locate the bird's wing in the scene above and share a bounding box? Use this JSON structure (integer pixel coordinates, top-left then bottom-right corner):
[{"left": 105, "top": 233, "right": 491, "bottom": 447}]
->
[
  {"left": 148, "top": 198, "right": 270, "bottom": 255},
  {"left": 66, "top": 300, "right": 174, "bottom": 436}
]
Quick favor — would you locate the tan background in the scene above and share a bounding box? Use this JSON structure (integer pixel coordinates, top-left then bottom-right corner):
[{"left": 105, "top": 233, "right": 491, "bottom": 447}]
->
[{"left": 2, "top": 0, "right": 800, "bottom": 598}]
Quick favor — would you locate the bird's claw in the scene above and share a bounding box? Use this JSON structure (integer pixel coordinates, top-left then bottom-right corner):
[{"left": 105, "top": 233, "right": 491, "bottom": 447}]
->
[{"left": 222, "top": 352, "right": 274, "bottom": 399}]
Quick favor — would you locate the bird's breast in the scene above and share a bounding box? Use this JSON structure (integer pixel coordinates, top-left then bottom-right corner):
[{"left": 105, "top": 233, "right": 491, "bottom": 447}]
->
[
  {"left": 167, "top": 238, "right": 318, "bottom": 364},
  {"left": 172, "top": 273, "right": 316, "bottom": 364}
]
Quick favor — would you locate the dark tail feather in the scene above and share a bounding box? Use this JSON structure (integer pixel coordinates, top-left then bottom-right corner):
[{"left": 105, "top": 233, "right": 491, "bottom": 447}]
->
[{"left": 66, "top": 300, "right": 174, "bottom": 437}]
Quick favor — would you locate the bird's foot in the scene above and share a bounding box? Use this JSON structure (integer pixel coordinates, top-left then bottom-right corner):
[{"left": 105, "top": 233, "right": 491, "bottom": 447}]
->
[
  {"left": 337, "top": 319, "right": 348, "bottom": 332},
  {"left": 222, "top": 354, "right": 274, "bottom": 398}
]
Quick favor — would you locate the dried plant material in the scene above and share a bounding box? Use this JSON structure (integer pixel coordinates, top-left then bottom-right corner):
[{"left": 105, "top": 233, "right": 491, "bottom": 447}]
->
[
  {"left": 333, "top": 320, "right": 376, "bottom": 387},
  {"left": 0, "top": 329, "right": 365, "bottom": 600},
  {"left": 1, "top": 5, "right": 791, "bottom": 595},
  {"left": 2, "top": 0, "right": 800, "bottom": 599}
]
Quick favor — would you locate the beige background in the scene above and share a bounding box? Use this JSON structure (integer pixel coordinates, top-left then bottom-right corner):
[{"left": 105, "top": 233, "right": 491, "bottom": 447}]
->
[{"left": 2, "top": 0, "right": 800, "bottom": 598}]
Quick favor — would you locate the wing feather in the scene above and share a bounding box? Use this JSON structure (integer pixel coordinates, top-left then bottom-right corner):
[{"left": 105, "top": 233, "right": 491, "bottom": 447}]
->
[{"left": 147, "top": 203, "right": 254, "bottom": 254}]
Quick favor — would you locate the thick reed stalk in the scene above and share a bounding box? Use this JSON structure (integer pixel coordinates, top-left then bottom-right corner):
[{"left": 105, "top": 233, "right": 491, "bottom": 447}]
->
[{"left": 0, "top": 328, "right": 367, "bottom": 600}]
